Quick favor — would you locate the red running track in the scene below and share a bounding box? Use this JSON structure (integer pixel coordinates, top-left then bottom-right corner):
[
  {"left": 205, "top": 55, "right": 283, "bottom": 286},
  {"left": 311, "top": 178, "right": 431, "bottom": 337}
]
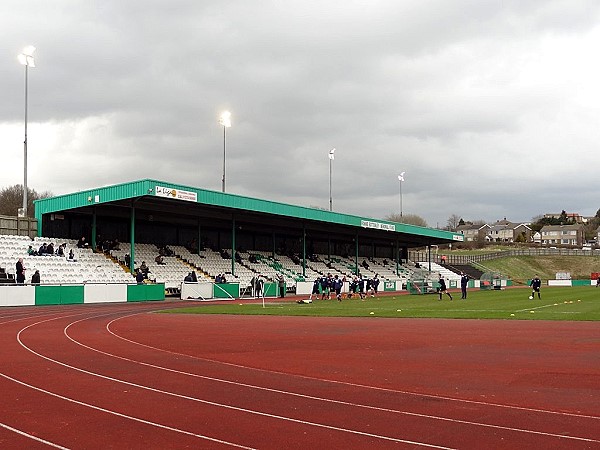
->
[{"left": 0, "top": 301, "right": 599, "bottom": 449}]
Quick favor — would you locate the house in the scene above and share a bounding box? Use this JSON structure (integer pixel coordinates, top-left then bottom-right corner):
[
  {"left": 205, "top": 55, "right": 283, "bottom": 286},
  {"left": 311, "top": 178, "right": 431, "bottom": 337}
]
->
[
  {"left": 456, "top": 223, "right": 490, "bottom": 242},
  {"left": 539, "top": 224, "right": 585, "bottom": 247},
  {"left": 486, "top": 220, "right": 532, "bottom": 243}
]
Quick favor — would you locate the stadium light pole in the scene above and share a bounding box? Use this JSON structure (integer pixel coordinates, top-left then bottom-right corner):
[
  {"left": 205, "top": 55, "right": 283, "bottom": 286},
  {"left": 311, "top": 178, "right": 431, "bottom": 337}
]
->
[
  {"left": 398, "top": 172, "right": 405, "bottom": 218},
  {"left": 328, "top": 148, "right": 335, "bottom": 211},
  {"left": 18, "top": 45, "right": 36, "bottom": 217},
  {"left": 219, "top": 111, "right": 231, "bottom": 193}
]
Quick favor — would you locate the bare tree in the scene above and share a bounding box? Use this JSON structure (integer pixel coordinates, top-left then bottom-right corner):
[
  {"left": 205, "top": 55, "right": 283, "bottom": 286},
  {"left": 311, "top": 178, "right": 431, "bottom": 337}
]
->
[
  {"left": 0, "top": 185, "right": 52, "bottom": 217},
  {"left": 386, "top": 213, "right": 428, "bottom": 227},
  {"left": 447, "top": 214, "right": 461, "bottom": 231}
]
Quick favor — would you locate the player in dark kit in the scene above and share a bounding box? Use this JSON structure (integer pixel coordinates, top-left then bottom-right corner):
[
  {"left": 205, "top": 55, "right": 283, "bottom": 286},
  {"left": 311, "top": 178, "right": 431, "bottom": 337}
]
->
[
  {"left": 438, "top": 275, "right": 453, "bottom": 301},
  {"left": 309, "top": 277, "right": 320, "bottom": 300},
  {"left": 529, "top": 275, "right": 542, "bottom": 299},
  {"left": 460, "top": 272, "right": 469, "bottom": 299}
]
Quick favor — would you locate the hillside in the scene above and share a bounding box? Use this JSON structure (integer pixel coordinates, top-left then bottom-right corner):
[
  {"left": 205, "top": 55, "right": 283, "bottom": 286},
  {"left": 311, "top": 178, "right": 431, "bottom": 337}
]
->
[{"left": 475, "top": 256, "right": 600, "bottom": 284}]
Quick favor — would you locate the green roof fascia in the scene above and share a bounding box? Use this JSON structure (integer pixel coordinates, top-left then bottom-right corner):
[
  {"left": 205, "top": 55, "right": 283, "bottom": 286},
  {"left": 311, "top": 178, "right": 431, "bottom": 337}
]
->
[
  {"left": 34, "top": 179, "right": 152, "bottom": 222},
  {"left": 34, "top": 179, "right": 463, "bottom": 243}
]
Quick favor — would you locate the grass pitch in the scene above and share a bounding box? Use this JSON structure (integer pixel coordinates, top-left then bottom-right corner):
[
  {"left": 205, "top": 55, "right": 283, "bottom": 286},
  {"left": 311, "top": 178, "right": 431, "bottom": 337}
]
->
[{"left": 166, "top": 286, "right": 600, "bottom": 321}]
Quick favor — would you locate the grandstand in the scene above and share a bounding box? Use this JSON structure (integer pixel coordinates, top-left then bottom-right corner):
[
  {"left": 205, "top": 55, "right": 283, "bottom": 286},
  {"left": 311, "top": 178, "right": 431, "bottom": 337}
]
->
[
  {"left": 0, "top": 179, "right": 462, "bottom": 300},
  {"left": 0, "top": 233, "right": 460, "bottom": 298}
]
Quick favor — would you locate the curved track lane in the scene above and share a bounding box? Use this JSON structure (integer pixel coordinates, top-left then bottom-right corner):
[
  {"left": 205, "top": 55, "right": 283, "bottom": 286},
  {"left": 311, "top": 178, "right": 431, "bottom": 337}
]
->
[{"left": 1, "top": 302, "right": 599, "bottom": 449}]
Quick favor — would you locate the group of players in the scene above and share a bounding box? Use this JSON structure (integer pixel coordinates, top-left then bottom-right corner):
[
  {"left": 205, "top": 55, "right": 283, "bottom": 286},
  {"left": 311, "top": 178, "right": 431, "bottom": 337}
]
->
[{"left": 309, "top": 273, "right": 381, "bottom": 302}]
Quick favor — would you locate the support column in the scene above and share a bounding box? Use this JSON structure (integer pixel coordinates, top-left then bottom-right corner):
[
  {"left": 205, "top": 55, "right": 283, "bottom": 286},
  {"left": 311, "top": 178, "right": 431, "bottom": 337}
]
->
[
  {"left": 302, "top": 226, "right": 306, "bottom": 278},
  {"left": 427, "top": 244, "right": 432, "bottom": 272},
  {"left": 395, "top": 240, "right": 399, "bottom": 276},
  {"left": 355, "top": 234, "right": 359, "bottom": 275},
  {"left": 197, "top": 220, "right": 202, "bottom": 255},
  {"left": 129, "top": 206, "right": 135, "bottom": 274},
  {"left": 231, "top": 218, "right": 236, "bottom": 276},
  {"left": 91, "top": 209, "right": 97, "bottom": 251}
]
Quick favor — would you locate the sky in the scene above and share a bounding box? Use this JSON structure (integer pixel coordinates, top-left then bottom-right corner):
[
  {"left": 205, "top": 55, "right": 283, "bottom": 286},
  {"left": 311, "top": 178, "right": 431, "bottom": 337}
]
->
[{"left": 2, "top": 0, "right": 600, "bottom": 228}]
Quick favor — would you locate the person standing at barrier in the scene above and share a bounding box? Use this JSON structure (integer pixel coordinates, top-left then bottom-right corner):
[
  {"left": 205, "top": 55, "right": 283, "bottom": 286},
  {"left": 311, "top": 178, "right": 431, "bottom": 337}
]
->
[
  {"left": 529, "top": 275, "right": 542, "bottom": 299},
  {"left": 438, "top": 275, "right": 453, "bottom": 301},
  {"left": 15, "top": 258, "right": 26, "bottom": 285},
  {"left": 278, "top": 274, "right": 285, "bottom": 298},
  {"left": 256, "top": 276, "right": 264, "bottom": 297},
  {"left": 136, "top": 269, "right": 145, "bottom": 284},
  {"left": 31, "top": 270, "right": 41, "bottom": 285},
  {"left": 460, "top": 272, "right": 469, "bottom": 299}
]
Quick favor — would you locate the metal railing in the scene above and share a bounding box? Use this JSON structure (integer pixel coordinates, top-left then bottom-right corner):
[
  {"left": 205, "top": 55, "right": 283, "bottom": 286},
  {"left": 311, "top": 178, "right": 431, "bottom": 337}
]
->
[{"left": 409, "top": 247, "right": 598, "bottom": 265}]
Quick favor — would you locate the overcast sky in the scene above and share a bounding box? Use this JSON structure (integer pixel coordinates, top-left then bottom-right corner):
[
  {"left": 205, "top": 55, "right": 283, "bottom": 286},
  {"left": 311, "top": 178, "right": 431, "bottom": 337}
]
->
[{"left": 3, "top": 1, "right": 600, "bottom": 228}]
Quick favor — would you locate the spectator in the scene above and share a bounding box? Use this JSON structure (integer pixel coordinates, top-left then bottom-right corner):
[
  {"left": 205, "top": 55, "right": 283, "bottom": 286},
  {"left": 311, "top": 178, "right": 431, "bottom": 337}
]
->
[
  {"left": 184, "top": 272, "right": 194, "bottom": 282},
  {"left": 57, "top": 244, "right": 65, "bottom": 257},
  {"left": 16, "top": 258, "right": 26, "bottom": 284},
  {"left": 124, "top": 253, "right": 130, "bottom": 267},
  {"left": 47, "top": 243, "right": 55, "bottom": 255},
  {"left": 77, "top": 236, "right": 88, "bottom": 248},
  {"left": 27, "top": 245, "right": 37, "bottom": 256},
  {"left": 31, "top": 270, "right": 41, "bottom": 285},
  {"left": 68, "top": 249, "right": 77, "bottom": 262},
  {"left": 155, "top": 255, "right": 166, "bottom": 265},
  {"left": 135, "top": 269, "right": 145, "bottom": 284},
  {"left": 38, "top": 243, "right": 47, "bottom": 255},
  {"left": 139, "top": 261, "right": 150, "bottom": 278}
]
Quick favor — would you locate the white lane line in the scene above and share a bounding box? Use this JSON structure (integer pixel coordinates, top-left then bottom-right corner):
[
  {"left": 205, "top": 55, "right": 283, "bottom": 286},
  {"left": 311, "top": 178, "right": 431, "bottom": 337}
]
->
[
  {"left": 67, "top": 314, "right": 600, "bottom": 445},
  {"left": 108, "top": 312, "right": 600, "bottom": 421},
  {"left": 0, "top": 372, "right": 255, "bottom": 450},
  {"left": 0, "top": 422, "right": 71, "bottom": 449},
  {"left": 1, "top": 310, "right": 255, "bottom": 450},
  {"left": 14, "top": 314, "right": 455, "bottom": 450}
]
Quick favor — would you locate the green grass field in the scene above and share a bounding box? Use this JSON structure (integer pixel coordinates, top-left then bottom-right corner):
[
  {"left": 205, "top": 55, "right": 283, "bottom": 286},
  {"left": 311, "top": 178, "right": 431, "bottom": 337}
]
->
[{"left": 166, "top": 286, "right": 600, "bottom": 321}]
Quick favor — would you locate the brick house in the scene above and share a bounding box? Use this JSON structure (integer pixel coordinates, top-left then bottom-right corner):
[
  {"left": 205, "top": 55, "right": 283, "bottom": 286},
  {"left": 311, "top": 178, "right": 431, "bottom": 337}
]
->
[{"left": 539, "top": 224, "right": 585, "bottom": 247}]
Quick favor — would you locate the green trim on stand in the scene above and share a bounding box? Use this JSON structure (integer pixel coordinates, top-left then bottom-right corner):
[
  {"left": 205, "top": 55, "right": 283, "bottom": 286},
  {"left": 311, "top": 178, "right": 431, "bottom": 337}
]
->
[
  {"left": 213, "top": 283, "right": 240, "bottom": 299},
  {"left": 127, "top": 283, "right": 165, "bottom": 302},
  {"left": 35, "top": 285, "right": 85, "bottom": 305}
]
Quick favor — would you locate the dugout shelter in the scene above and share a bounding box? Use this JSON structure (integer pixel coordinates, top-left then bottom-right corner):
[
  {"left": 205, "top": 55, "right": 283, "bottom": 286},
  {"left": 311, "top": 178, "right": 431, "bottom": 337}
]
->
[{"left": 34, "top": 179, "right": 463, "bottom": 278}]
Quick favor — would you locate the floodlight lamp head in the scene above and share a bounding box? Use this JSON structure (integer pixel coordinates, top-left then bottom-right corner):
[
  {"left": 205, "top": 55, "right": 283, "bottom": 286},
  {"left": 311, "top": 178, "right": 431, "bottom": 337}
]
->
[
  {"left": 328, "top": 148, "right": 335, "bottom": 160},
  {"left": 219, "top": 111, "right": 232, "bottom": 128},
  {"left": 19, "top": 45, "right": 36, "bottom": 67}
]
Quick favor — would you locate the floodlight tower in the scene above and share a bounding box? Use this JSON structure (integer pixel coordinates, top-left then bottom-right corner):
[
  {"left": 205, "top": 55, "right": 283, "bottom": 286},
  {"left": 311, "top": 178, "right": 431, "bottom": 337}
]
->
[
  {"left": 219, "top": 111, "right": 232, "bottom": 193},
  {"left": 18, "top": 45, "right": 36, "bottom": 216},
  {"left": 328, "top": 148, "right": 335, "bottom": 211},
  {"left": 398, "top": 171, "right": 405, "bottom": 218}
]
